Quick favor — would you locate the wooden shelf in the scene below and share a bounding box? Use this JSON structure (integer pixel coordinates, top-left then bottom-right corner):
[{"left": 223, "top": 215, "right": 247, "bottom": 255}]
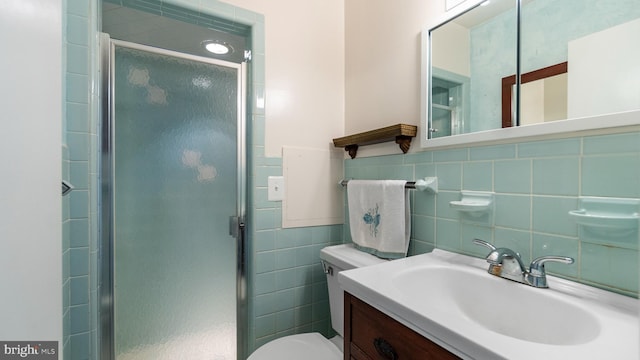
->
[{"left": 333, "top": 124, "right": 418, "bottom": 159}]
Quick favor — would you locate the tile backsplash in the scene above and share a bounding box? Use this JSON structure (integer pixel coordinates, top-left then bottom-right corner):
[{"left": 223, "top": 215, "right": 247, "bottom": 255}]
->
[{"left": 344, "top": 131, "right": 640, "bottom": 297}]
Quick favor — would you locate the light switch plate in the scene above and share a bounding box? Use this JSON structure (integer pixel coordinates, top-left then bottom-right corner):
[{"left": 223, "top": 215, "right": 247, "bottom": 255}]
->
[{"left": 268, "top": 176, "right": 284, "bottom": 201}]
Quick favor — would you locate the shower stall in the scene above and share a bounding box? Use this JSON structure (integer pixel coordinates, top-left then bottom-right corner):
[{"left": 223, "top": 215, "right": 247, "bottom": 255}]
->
[{"left": 100, "top": 35, "right": 247, "bottom": 359}]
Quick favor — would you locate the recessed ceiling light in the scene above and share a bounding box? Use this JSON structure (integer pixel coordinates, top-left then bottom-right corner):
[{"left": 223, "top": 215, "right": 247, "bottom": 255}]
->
[{"left": 203, "top": 41, "right": 231, "bottom": 55}]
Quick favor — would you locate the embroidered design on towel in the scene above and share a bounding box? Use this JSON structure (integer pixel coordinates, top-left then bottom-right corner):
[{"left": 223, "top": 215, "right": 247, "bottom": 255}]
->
[{"left": 363, "top": 204, "right": 381, "bottom": 237}]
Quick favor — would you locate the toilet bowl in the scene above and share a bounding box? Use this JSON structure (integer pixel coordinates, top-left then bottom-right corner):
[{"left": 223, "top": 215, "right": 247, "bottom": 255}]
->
[
  {"left": 247, "top": 244, "right": 387, "bottom": 359},
  {"left": 247, "top": 333, "right": 341, "bottom": 360}
]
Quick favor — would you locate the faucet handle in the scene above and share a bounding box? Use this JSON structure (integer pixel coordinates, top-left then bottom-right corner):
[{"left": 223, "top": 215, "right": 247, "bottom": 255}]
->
[
  {"left": 526, "top": 256, "right": 574, "bottom": 288},
  {"left": 529, "top": 256, "right": 574, "bottom": 276},
  {"left": 472, "top": 238, "right": 496, "bottom": 252}
]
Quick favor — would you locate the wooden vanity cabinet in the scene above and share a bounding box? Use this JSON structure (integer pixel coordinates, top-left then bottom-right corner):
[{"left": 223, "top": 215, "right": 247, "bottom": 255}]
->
[{"left": 344, "top": 292, "right": 460, "bottom": 360}]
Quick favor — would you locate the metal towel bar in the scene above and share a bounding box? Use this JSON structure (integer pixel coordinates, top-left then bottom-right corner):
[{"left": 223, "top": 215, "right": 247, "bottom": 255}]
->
[{"left": 339, "top": 179, "right": 416, "bottom": 189}]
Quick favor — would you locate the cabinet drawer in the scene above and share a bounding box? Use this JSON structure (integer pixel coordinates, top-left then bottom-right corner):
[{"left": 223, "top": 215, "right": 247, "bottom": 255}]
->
[{"left": 345, "top": 293, "right": 459, "bottom": 360}]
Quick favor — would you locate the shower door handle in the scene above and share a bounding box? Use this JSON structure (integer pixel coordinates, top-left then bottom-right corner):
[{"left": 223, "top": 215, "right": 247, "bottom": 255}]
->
[{"left": 229, "top": 215, "right": 245, "bottom": 239}]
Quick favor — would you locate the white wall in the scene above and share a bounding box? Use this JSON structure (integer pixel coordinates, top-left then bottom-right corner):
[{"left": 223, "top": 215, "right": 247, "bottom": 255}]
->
[
  {"left": 345, "top": 0, "right": 445, "bottom": 157},
  {"left": 0, "top": 0, "right": 63, "bottom": 348},
  {"left": 223, "top": 0, "right": 346, "bottom": 157},
  {"left": 219, "top": 0, "right": 444, "bottom": 171}
]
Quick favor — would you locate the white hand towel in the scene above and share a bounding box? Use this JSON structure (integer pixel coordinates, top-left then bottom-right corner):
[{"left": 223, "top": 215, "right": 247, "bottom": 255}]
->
[{"left": 347, "top": 180, "right": 410, "bottom": 259}]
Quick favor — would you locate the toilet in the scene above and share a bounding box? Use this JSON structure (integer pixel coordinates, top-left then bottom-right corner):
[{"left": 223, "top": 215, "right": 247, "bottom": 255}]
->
[{"left": 247, "top": 243, "right": 387, "bottom": 359}]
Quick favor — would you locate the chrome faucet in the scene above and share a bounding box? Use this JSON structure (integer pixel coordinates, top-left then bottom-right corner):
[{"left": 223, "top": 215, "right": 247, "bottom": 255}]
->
[
  {"left": 527, "top": 256, "right": 574, "bottom": 288},
  {"left": 472, "top": 239, "right": 574, "bottom": 288}
]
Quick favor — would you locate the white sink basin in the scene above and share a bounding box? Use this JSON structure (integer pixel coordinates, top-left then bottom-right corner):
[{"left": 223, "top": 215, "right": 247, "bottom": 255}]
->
[
  {"left": 339, "top": 249, "right": 639, "bottom": 360},
  {"left": 393, "top": 266, "right": 599, "bottom": 345}
]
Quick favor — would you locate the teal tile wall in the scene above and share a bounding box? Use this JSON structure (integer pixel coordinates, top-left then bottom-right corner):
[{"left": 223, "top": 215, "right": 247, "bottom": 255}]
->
[
  {"left": 64, "top": 0, "right": 98, "bottom": 359},
  {"left": 62, "top": 145, "right": 70, "bottom": 358},
  {"left": 251, "top": 223, "right": 343, "bottom": 348},
  {"left": 250, "top": 147, "right": 343, "bottom": 351},
  {"left": 345, "top": 131, "right": 640, "bottom": 297}
]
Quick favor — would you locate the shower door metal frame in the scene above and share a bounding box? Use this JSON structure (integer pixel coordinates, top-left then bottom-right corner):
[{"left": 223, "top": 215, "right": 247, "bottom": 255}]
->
[{"left": 99, "top": 34, "right": 248, "bottom": 360}]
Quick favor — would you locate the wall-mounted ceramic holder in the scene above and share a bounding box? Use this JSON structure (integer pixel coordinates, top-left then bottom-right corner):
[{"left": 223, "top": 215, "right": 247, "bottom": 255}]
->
[
  {"left": 569, "top": 197, "right": 639, "bottom": 249},
  {"left": 450, "top": 191, "right": 494, "bottom": 224},
  {"left": 415, "top": 177, "right": 438, "bottom": 194}
]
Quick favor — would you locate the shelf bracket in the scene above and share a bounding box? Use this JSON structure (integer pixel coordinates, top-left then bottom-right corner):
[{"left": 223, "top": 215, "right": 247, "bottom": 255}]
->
[
  {"left": 344, "top": 144, "right": 359, "bottom": 159},
  {"left": 395, "top": 135, "right": 413, "bottom": 154}
]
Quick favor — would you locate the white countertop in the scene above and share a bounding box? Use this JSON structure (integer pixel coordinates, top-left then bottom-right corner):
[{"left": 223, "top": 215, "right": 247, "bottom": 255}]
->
[{"left": 338, "top": 249, "right": 639, "bottom": 360}]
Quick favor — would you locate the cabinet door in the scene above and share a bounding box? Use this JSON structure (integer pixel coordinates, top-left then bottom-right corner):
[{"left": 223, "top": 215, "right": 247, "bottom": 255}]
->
[{"left": 344, "top": 293, "right": 460, "bottom": 360}]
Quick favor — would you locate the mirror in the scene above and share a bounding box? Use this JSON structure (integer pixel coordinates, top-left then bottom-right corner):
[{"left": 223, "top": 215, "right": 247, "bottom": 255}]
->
[
  {"left": 502, "top": 62, "right": 567, "bottom": 127},
  {"left": 425, "top": 0, "right": 640, "bottom": 141},
  {"left": 428, "top": 0, "right": 517, "bottom": 138}
]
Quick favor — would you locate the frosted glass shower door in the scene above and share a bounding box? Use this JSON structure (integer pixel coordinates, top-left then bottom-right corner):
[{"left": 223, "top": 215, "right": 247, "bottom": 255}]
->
[{"left": 112, "top": 43, "right": 243, "bottom": 360}]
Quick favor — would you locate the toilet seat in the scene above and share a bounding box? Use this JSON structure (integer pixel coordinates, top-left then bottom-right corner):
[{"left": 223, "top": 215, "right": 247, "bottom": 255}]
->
[{"left": 247, "top": 332, "right": 341, "bottom": 360}]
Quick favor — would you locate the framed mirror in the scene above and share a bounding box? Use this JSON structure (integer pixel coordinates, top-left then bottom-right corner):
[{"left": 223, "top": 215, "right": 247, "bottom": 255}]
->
[{"left": 422, "top": 0, "right": 640, "bottom": 147}]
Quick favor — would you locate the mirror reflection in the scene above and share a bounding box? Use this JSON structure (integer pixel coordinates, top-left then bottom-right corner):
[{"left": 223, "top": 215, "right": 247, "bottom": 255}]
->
[
  {"left": 428, "top": 0, "right": 640, "bottom": 139},
  {"left": 430, "top": 0, "right": 517, "bottom": 138},
  {"left": 519, "top": 0, "right": 640, "bottom": 124},
  {"left": 502, "top": 62, "right": 568, "bottom": 127}
]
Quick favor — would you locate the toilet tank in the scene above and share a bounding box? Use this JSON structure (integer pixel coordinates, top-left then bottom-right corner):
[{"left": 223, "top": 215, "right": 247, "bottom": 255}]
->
[{"left": 319, "top": 244, "right": 387, "bottom": 337}]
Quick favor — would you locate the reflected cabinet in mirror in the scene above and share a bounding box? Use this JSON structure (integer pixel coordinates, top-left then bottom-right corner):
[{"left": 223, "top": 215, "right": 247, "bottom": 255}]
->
[{"left": 424, "top": 0, "right": 640, "bottom": 142}]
